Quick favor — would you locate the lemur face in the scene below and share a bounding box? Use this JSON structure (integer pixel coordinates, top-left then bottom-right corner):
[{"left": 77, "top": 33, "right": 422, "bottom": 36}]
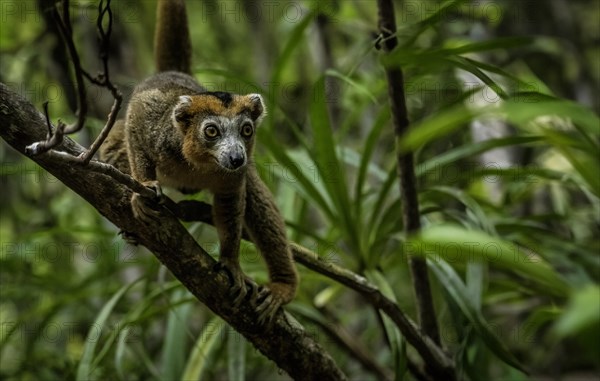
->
[{"left": 172, "top": 92, "right": 266, "bottom": 171}]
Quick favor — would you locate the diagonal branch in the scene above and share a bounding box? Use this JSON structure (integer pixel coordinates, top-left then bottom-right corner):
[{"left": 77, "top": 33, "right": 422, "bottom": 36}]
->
[
  {"left": 0, "top": 83, "right": 347, "bottom": 381},
  {"left": 120, "top": 191, "right": 454, "bottom": 378},
  {"left": 1, "top": 81, "right": 456, "bottom": 380},
  {"left": 290, "top": 244, "right": 454, "bottom": 379}
]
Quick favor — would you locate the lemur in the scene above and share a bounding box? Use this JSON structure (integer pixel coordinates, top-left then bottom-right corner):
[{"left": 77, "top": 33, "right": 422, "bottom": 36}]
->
[{"left": 100, "top": 0, "right": 298, "bottom": 325}]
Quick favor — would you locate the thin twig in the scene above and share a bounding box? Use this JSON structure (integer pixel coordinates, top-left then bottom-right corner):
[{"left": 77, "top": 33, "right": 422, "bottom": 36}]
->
[
  {"left": 26, "top": 0, "right": 88, "bottom": 156},
  {"left": 45, "top": 151, "right": 154, "bottom": 198},
  {"left": 42, "top": 101, "right": 52, "bottom": 138},
  {"left": 26, "top": 0, "right": 121, "bottom": 166},
  {"left": 79, "top": 0, "right": 122, "bottom": 164},
  {"left": 57, "top": 0, "right": 87, "bottom": 136}
]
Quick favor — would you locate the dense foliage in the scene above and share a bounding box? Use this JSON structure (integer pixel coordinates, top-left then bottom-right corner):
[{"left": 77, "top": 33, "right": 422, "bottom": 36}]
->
[{"left": 1, "top": 1, "right": 598, "bottom": 380}]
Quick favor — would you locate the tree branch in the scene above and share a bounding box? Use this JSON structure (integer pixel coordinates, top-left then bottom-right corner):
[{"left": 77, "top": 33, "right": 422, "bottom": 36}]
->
[
  {"left": 375, "top": 0, "right": 443, "bottom": 350},
  {"left": 290, "top": 243, "right": 454, "bottom": 379},
  {"left": 0, "top": 83, "right": 347, "bottom": 381},
  {"left": 131, "top": 195, "right": 455, "bottom": 378}
]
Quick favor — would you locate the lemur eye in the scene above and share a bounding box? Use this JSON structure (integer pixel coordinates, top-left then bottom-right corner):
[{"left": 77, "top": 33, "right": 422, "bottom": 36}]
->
[
  {"left": 204, "top": 124, "right": 219, "bottom": 139},
  {"left": 241, "top": 123, "right": 253, "bottom": 138}
]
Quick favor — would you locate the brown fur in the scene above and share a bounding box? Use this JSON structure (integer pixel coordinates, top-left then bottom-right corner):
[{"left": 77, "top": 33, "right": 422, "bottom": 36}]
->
[
  {"left": 99, "top": 119, "right": 130, "bottom": 173},
  {"left": 154, "top": 0, "right": 191, "bottom": 74},
  {"left": 99, "top": 0, "right": 297, "bottom": 325}
]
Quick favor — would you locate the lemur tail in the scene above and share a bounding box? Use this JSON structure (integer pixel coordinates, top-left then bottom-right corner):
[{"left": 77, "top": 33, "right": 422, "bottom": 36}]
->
[
  {"left": 99, "top": 0, "right": 191, "bottom": 168},
  {"left": 154, "top": 0, "right": 192, "bottom": 74}
]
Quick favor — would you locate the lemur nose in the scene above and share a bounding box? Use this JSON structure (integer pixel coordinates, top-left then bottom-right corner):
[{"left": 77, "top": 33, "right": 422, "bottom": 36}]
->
[{"left": 229, "top": 154, "right": 245, "bottom": 168}]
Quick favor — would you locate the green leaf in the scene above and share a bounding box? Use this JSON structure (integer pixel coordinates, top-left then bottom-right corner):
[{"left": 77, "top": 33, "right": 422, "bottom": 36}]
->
[
  {"left": 553, "top": 286, "right": 600, "bottom": 361},
  {"left": 459, "top": 57, "right": 532, "bottom": 86},
  {"left": 502, "top": 100, "right": 600, "bottom": 136},
  {"left": 466, "top": 262, "right": 485, "bottom": 310},
  {"left": 314, "top": 284, "right": 343, "bottom": 307},
  {"left": 448, "top": 56, "right": 508, "bottom": 99},
  {"left": 76, "top": 278, "right": 143, "bottom": 381},
  {"left": 554, "top": 285, "right": 600, "bottom": 338},
  {"left": 271, "top": 10, "right": 315, "bottom": 86},
  {"left": 429, "top": 260, "right": 528, "bottom": 373},
  {"left": 466, "top": 167, "right": 566, "bottom": 184},
  {"left": 365, "top": 270, "right": 407, "bottom": 381},
  {"left": 115, "top": 326, "right": 132, "bottom": 381},
  {"left": 411, "top": 225, "right": 571, "bottom": 297},
  {"left": 325, "top": 69, "right": 378, "bottom": 104},
  {"left": 227, "top": 327, "right": 246, "bottom": 381},
  {"left": 543, "top": 130, "right": 600, "bottom": 197},
  {"left": 398, "top": 104, "right": 476, "bottom": 152},
  {"left": 309, "top": 76, "right": 359, "bottom": 251},
  {"left": 402, "top": 0, "right": 472, "bottom": 46},
  {"left": 367, "top": 166, "right": 399, "bottom": 239},
  {"left": 401, "top": 97, "right": 599, "bottom": 156},
  {"left": 391, "top": 37, "right": 533, "bottom": 68},
  {"left": 182, "top": 317, "right": 226, "bottom": 381},
  {"left": 416, "top": 136, "right": 543, "bottom": 177},
  {"left": 161, "top": 288, "right": 193, "bottom": 380},
  {"left": 442, "top": 37, "right": 533, "bottom": 56},
  {"left": 521, "top": 307, "right": 561, "bottom": 343},
  {"left": 423, "top": 186, "right": 496, "bottom": 235},
  {"left": 355, "top": 108, "right": 391, "bottom": 223},
  {"left": 261, "top": 138, "right": 336, "bottom": 221}
]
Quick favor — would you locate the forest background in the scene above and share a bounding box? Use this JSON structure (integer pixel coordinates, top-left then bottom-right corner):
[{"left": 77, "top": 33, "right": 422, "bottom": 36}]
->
[{"left": 0, "top": 0, "right": 599, "bottom": 380}]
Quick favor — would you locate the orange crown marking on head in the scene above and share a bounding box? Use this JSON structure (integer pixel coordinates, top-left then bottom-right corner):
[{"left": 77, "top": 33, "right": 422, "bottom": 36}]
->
[{"left": 186, "top": 93, "right": 256, "bottom": 118}]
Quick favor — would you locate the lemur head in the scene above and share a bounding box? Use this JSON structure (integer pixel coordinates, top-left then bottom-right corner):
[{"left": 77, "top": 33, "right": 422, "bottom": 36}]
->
[{"left": 172, "top": 92, "right": 265, "bottom": 172}]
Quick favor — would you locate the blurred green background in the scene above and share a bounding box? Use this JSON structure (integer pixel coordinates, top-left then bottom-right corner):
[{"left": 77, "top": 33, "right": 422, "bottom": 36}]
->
[{"left": 1, "top": 1, "right": 599, "bottom": 380}]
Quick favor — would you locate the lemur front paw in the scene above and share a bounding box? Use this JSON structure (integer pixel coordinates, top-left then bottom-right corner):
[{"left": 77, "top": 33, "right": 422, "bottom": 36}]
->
[
  {"left": 255, "top": 282, "right": 296, "bottom": 326},
  {"left": 131, "top": 181, "right": 164, "bottom": 224},
  {"left": 214, "top": 260, "right": 257, "bottom": 307}
]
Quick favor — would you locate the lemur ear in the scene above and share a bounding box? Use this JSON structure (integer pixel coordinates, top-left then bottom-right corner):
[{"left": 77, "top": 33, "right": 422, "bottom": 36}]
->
[
  {"left": 247, "top": 94, "right": 266, "bottom": 124},
  {"left": 172, "top": 95, "right": 193, "bottom": 132}
]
